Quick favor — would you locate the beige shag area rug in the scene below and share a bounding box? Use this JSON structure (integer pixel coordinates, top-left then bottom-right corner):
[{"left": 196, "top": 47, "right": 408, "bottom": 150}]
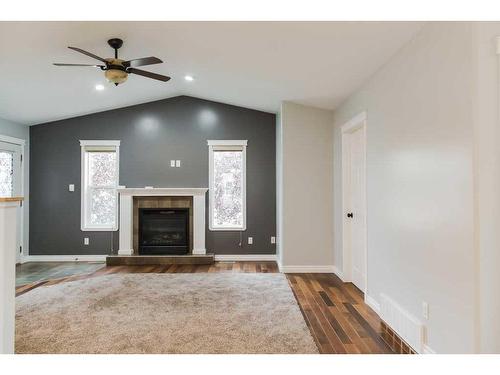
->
[{"left": 16, "top": 273, "right": 318, "bottom": 354}]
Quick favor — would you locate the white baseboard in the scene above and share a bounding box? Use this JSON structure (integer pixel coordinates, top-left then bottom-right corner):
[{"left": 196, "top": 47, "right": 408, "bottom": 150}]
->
[
  {"left": 21, "top": 255, "right": 107, "bottom": 263},
  {"left": 117, "top": 249, "right": 133, "bottom": 256},
  {"left": 277, "top": 258, "right": 283, "bottom": 271},
  {"left": 279, "top": 265, "right": 335, "bottom": 273},
  {"left": 422, "top": 344, "right": 436, "bottom": 354},
  {"left": 192, "top": 249, "right": 207, "bottom": 255},
  {"left": 214, "top": 254, "right": 277, "bottom": 262},
  {"left": 332, "top": 265, "right": 345, "bottom": 281},
  {"left": 364, "top": 294, "right": 381, "bottom": 314}
]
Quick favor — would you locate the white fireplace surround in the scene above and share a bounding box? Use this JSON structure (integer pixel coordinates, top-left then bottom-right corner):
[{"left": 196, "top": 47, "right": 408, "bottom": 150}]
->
[{"left": 117, "top": 187, "right": 209, "bottom": 256}]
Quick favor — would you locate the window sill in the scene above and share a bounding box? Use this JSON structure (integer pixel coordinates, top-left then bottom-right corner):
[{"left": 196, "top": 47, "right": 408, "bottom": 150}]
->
[
  {"left": 209, "top": 226, "right": 247, "bottom": 232},
  {"left": 81, "top": 226, "right": 118, "bottom": 232}
]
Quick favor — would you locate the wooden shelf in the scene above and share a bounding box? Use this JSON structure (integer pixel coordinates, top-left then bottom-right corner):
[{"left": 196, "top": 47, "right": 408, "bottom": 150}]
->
[{"left": 0, "top": 197, "right": 23, "bottom": 203}]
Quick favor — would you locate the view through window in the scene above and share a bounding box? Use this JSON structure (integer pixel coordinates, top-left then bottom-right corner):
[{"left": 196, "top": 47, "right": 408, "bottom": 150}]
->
[
  {"left": 81, "top": 141, "right": 120, "bottom": 231},
  {"left": 0, "top": 151, "right": 13, "bottom": 197},
  {"left": 208, "top": 140, "right": 247, "bottom": 231}
]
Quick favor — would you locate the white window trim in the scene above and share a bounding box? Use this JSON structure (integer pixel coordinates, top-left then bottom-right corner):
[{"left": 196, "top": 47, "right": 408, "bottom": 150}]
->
[
  {"left": 80, "top": 140, "right": 120, "bottom": 232},
  {"left": 208, "top": 140, "right": 247, "bottom": 231}
]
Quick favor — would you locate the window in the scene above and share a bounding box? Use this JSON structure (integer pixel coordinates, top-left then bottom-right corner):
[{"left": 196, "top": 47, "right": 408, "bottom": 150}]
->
[
  {"left": 0, "top": 138, "right": 23, "bottom": 199},
  {"left": 80, "top": 140, "right": 120, "bottom": 231},
  {"left": 208, "top": 140, "right": 247, "bottom": 231},
  {"left": 0, "top": 151, "right": 13, "bottom": 197}
]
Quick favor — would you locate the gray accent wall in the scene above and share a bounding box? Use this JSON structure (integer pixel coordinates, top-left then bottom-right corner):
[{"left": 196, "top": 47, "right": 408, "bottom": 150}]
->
[{"left": 29, "top": 96, "right": 276, "bottom": 255}]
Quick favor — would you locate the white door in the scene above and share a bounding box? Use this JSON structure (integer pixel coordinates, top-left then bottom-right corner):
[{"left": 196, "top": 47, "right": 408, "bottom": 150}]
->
[
  {"left": 344, "top": 125, "right": 366, "bottom": 291},
  {"left": 0, "top": 141, "right": 23, "bottom": 263}
]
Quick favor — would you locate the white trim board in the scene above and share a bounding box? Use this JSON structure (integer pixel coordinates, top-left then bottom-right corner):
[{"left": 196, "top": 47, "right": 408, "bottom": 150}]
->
[
  {"left": 279, "top": 265, "right": 336, "bottom": 273},
  {"left": 117, "top": 187, "right": 208, "bottom": 196},
  {"left": 214, "top": 254, "right": 276, "bottom": 262},
  {"left": 0, "top": 134, "right": 26, "bottom": 146},
  {"left": 79, "top": 140, "right": 121, "bottom": 147},
  {"left": 332, "top": 265, "right": 345, "bottom": 281},
  {"left": 341, "top": 111, "right": 367, "bottom": 133},
  {"left": 364, "top": 294, "right": 381, "bottom": 314},
  {"left": 207, "top": 140, "right": 248, "bottom": 146},
  {"left": 422, "top": 344, "right": 436, "bottom": 354},
  {"left": 21, "top": 255, "right": 106, "bottom": 263}
]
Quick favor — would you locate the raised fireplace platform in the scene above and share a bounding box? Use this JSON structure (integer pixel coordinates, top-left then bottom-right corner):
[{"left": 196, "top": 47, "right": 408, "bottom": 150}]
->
[{"left": 106, "top": 254, "right": 215, "bottom": 266}]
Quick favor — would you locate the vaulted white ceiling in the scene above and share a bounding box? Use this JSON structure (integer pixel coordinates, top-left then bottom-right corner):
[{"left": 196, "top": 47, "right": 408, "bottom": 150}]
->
[{"left": 0, "top": 22, "right": 423, "bottom": 125}]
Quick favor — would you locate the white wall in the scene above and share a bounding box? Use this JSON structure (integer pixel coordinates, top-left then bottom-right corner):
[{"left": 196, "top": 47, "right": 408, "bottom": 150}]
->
[
  {"left": 0, "top": 117, "right": 30, "bottom": 259},
  {"left": 333, "top": 23, "right": 477, "bottom": 353},
  {"left": 474, "top": 23, "right": 500, "bottom": 354},
  {"left": 279, "top": 102, "right": 334, "bottom": 270}
]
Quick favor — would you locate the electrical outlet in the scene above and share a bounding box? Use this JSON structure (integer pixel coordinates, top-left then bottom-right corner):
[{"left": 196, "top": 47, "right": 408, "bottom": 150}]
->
[
  {"left": 176, "top": 160, "right": 181, "bottom": 167},
  {"left": 170, "top": 160, "right": 175, "bottom": 167},
  {"left": 68, "top": 184, "right": 75, "bottom": 192},
  {"left": 422, "top": 302, "right": 429, "bottom": 319},
  {"left": 248, "top": 237, "right": 253, "bottom": 245},
  {"left": 84, "top": 237, "right": 89, "bottom": 246},
  {"left": 271, "top": 236, "right": 276, "bottom": 244}
]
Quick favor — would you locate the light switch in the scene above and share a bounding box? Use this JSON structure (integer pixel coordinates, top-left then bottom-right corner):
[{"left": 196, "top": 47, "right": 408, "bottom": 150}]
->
[
  {"left": 271, "top": 236, "right": 276, "bottom": 244},
  {"left": 170, "top": 160, "right": 175, "bottom": 167},
  {"left": 69, "top": 184, "right": 75, "bottom": 192},
  {"left": 176, "top": 160, "right": 181, "bottom": 167},
  {"left": 84, "top": 238, "right": 89, "bottom": 245},
  {"left": 248, "top": 237, "right": 253, "bottom": 245}
]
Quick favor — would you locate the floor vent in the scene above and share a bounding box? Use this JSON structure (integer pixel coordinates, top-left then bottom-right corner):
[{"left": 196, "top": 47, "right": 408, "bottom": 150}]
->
[{"left": 380, "top": 293, "right": 424, "bottom": 353}]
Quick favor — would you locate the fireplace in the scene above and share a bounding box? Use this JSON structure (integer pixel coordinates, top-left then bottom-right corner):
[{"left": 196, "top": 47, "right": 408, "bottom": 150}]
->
[
  {"left": 138, "top": 208, "right": 190, "bottom": 255},
  {"left": 117, "top": 188, "right": 207, "bottom": 256}
]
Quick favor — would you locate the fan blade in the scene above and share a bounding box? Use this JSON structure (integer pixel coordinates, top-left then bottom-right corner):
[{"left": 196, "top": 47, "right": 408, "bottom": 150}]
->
[
  {"left": 127, "top": 68, "right": 171, "bottom": 82},
  {"left": 53, "top": 63, "right": 104, "bottom": 67},
  {"left": 68, "top": 46, "right": 107, "bottom": 63},
  {"left": 123, "top": 56, "right": 162, "bottom": 68}
]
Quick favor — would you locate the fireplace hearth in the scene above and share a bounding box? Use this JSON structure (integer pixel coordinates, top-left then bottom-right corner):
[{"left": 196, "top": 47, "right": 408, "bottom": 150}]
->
[{"left": 139, "top": 208, "right": 190, "bottom": 255}]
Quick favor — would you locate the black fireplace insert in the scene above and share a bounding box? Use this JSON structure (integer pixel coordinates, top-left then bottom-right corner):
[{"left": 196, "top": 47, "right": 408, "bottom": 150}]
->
[{"left": 138, "top": 208, "right": 189, "bottom": 255}]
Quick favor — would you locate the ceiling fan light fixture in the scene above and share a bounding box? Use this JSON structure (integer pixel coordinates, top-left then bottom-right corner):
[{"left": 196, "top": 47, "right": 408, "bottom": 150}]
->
[
  {"left": 105, "top": 69, "right": 128, "bottom": 85},
  {"left": 54, "top": 38, "right": 171, "bottom": 85}
]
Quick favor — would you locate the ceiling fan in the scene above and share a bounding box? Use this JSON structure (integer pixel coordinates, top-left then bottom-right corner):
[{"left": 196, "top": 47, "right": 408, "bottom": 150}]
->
[{"left": 53, "top": 38, "right": 171, "bottom": 86}]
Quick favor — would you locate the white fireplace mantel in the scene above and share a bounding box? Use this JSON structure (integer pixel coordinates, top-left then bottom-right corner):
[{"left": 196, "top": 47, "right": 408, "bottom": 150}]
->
[{"left": 117, "top": 187, "right": 208, "bottom": 256}]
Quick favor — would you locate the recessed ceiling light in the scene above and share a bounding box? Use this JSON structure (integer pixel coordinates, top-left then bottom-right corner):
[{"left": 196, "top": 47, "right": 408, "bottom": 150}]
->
[
  {"left": 184, "top": 75, "right": 194, "bottom": 82},
  {"left": 95, "top": 84, "right": 105, "bottom": 91}
]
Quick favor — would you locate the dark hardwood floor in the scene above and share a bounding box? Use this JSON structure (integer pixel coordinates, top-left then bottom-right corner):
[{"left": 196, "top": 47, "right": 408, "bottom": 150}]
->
[
  {"left": 288, "top": 273, "right": 393, "bottom": 353},
  {"left": 15, "top": 261, "right": 393, "bottom": 354}
]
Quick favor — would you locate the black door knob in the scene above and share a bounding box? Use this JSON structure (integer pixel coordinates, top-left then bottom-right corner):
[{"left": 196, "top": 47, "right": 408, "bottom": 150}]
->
[{"left": 347, "top": 212, "right": 354, "bottom": 218}]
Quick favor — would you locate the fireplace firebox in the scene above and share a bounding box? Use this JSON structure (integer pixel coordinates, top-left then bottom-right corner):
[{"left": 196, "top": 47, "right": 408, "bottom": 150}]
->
[{"left": 138, "top": 208, "right": 190, "bottom": 255}]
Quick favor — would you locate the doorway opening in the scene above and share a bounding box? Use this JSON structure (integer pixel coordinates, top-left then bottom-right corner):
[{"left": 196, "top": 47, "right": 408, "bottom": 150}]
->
[{"left": 0, "top": 135, "right": 25, "bottom": 264}]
